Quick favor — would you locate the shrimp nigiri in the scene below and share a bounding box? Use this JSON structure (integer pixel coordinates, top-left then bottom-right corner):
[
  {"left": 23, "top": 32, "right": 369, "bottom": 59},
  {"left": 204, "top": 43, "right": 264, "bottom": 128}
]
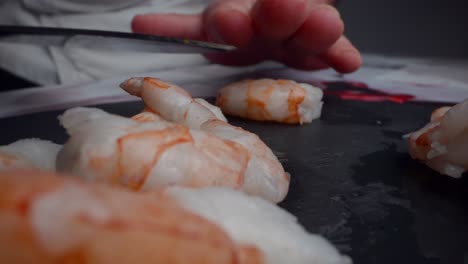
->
[
  {"left": 407, "top": 99, "right": 468, "bottom": 178},
  {"left": 0, "top": 170, "right": 262, "bottom": 264},
  {"left": 120, "top": 77, "right": 290, "bottom": 203},
  {"left": 56, "top": 107, "right": 254, "bottom": 194},
  {"left": 216, "top": 79, "right": 324, "bottom": 124},
  {"left": 0, "top": 139, "right": 61, "bottom": 171}
]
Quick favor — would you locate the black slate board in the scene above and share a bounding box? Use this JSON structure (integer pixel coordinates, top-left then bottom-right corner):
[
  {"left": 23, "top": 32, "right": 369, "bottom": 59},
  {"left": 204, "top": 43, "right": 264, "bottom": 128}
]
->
[{"left": 0, "top": 83, "right": 467, "bottom": 264}]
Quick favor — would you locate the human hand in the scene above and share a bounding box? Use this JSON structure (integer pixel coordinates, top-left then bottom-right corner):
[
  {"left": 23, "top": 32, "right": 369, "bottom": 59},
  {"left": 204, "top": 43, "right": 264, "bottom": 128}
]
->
[{"left": 132, "top": 0, "right": 361, "bottom": 73}]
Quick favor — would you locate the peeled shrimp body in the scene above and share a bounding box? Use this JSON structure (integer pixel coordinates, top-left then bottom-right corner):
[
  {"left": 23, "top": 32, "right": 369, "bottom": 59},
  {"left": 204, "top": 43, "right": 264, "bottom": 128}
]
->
[
  {"left": 0, "top": 139, "right": 61, "bottom": 171},
  {"left": 166, "top": 187, "right": 352, "bottom": 264},
  {"left": 56, "top": 107, "right": 256, "bottom": 193},
  {"left": 120, "top": 77, "right": 289, "bottom": 203},
  {"left": 56, "top": 107, "right": 289, "bottom": 202},
  {"left": 216, "top": 79, "right": 324, "bottom": 124},
  {"left": 0, "top": 170, "right": 262, "bottom": 264},
  {"left": 408, "top": 99, "right": 468, "bottom": 178}
]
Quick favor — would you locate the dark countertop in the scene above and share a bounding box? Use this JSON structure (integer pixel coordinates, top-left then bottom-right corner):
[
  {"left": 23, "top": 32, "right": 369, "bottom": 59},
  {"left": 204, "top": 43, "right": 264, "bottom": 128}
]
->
[
  {"left": 0, "top": 68, "right": 37, "bottom": 92},
  {"left": 0, "top": 81, "right": 466, "bottom": 264}
]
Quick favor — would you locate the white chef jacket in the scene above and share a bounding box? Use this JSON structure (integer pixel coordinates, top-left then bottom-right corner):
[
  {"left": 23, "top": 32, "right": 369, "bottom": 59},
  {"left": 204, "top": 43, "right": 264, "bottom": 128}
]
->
[{"left": 0, "top": 0, "right": 214, "bottom": 85}]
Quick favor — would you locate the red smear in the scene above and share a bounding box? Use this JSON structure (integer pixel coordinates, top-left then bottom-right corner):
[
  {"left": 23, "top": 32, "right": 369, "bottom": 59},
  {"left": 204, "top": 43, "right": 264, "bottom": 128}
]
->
[
  {"left": 326, "top": 90, "right": 414, "bottom": 104},
  {"left": 304, "top": 80, "right": 414, "bottom": 103},
  {"left": 306, "top": 80, "right": 369, "bottom": 90}
]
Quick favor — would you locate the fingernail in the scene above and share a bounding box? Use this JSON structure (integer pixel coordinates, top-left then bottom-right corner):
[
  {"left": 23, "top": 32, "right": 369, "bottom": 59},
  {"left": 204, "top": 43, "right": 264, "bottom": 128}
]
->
[
  {"left": 341, "top": 49, "right": 360, "bottom": 60},
  {"left": 310, "top": 4, "right": 341, "bottom": 20}
]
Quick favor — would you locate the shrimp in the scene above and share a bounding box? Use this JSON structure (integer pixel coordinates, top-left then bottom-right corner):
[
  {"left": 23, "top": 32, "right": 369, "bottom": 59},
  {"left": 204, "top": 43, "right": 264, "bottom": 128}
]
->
[
  {"left": 0, "top": 170, "right": 263, "bottom": 264},
  {"left": 56, "top": 107, "right": 253, "bottom": 194},
  {"left": 120, "top": 77, "right": 290, "bottom": 203},
  {"left": 56, "top": 106, "right": 290, "bottom": 202},
  {"left": 407, "top": 99, "right": 468, "bottom": 178},
  {"left": 216, "top": 79, "right": 324, "bottom": 124},
  {"left": 0, "top": 139, "right": 61, "bottom": 171}
]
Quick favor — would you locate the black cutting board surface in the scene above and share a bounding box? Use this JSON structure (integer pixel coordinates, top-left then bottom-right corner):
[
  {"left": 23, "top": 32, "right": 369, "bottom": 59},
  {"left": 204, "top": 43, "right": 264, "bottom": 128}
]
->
[{"left": 0, "top": 83, "right": 467, "bottom": 264}]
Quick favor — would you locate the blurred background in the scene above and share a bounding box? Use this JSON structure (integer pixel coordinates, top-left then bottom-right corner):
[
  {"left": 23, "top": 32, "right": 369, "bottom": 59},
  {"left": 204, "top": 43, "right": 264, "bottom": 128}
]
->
[
  {"left": 1, "top": 0, "right": 467, "bottom": 91},
  {"left": 338, "top": 0, "right": 468, "bottom": 58}
]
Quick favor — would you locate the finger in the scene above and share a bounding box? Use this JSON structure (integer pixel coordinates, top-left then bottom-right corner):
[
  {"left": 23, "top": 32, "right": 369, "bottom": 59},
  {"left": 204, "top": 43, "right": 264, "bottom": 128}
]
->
[
  {"left": 251, "top": 0, "right": 310, "bottom": 40},
  {"left": 319, "top": 36, "right": 362, "bottom": 73},
  {"left": 203, "top": 0, "right": 254, "bottom": 47},
  {"left": 131, "top": 13, "right": 205, "bottom": 40},
  {"left": 285, "top": 4, "right": 343, "bottom": 54}
]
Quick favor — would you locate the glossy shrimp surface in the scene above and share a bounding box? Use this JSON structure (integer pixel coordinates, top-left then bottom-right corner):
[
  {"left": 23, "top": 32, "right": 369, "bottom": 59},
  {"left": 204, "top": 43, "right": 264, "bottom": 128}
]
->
[
  {"left": 200, "top": 120, "right": 289, "bottom": 202},
  {"left": 0, "top": 170, "right": 263, "bottom": 264},
  {"left": 121, "top": 77, "right": 290, "bottom": 203},
  {"left": 56, "top": 107, "right": 250, "bottom": 192},
  {"left": 408, "top": 100, "right": 468, "bottom": 178},
  {"left": 0, "top": 139, "right": 61, "bottom": 171},
  {"left": 216, "top": 79, "right": 323, "bottom": 124}
]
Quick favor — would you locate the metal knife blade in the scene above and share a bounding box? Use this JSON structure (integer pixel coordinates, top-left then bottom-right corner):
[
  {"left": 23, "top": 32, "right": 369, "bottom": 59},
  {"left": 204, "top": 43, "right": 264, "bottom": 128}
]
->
[{"left": 0, "top": 25, "right": 235, "bottom": 54}]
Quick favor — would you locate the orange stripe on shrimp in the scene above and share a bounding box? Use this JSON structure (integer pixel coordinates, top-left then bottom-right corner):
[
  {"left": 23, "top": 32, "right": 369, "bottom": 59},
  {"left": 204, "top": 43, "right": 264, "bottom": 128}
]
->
[
  {"left": 283, "top": 86, "right": 306, "bottom": 124},
  {"left": 0, "top": 154, "right": 18, "bottom": 167},
  {"left": 118, "top": 127, "right": 193, "bottom": 190},
  {"left": 246, "top": 81, "right": 273, "bottom": 120}
]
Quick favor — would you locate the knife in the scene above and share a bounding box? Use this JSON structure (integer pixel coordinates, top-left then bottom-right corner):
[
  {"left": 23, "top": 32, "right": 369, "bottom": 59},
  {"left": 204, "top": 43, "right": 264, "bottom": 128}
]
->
[{"left": 0, "top": 25, "right": 235, "bottom": 54}]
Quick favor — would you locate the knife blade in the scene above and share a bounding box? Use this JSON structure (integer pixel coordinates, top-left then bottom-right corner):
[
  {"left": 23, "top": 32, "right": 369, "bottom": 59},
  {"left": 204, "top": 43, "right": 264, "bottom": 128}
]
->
[{"left": 0, "top": 25, "right": 235, "bottom": 54}]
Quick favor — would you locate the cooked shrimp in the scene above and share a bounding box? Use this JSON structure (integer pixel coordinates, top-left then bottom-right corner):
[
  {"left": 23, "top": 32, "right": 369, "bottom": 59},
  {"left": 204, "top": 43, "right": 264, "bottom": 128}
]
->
[
  {"left": 0, "top": 139, "right": 61, "bottom": 171},
  {"left": 120, "top": 77, "right": 290, "bottom": 203},
  {"left": 216, "top": 79, "right": 324, "bottom": 124},
  {"left": 57, "top": 106, "right": 288, "bottom": 201},
  {"left": 0, "top": 170, "right": 263, "bottom": 264},
  {"left": 56, "top": 107, "right": 253, "bottom": 194},
  {"left": 408, "top": 100, "right": 468, "bottom": 178}
]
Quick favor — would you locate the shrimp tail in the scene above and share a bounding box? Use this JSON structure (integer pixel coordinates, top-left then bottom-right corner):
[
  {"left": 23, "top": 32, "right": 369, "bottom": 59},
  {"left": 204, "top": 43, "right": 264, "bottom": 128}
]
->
[{"left": 120, "top": 77, "right": 144, "bottom": 97}]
